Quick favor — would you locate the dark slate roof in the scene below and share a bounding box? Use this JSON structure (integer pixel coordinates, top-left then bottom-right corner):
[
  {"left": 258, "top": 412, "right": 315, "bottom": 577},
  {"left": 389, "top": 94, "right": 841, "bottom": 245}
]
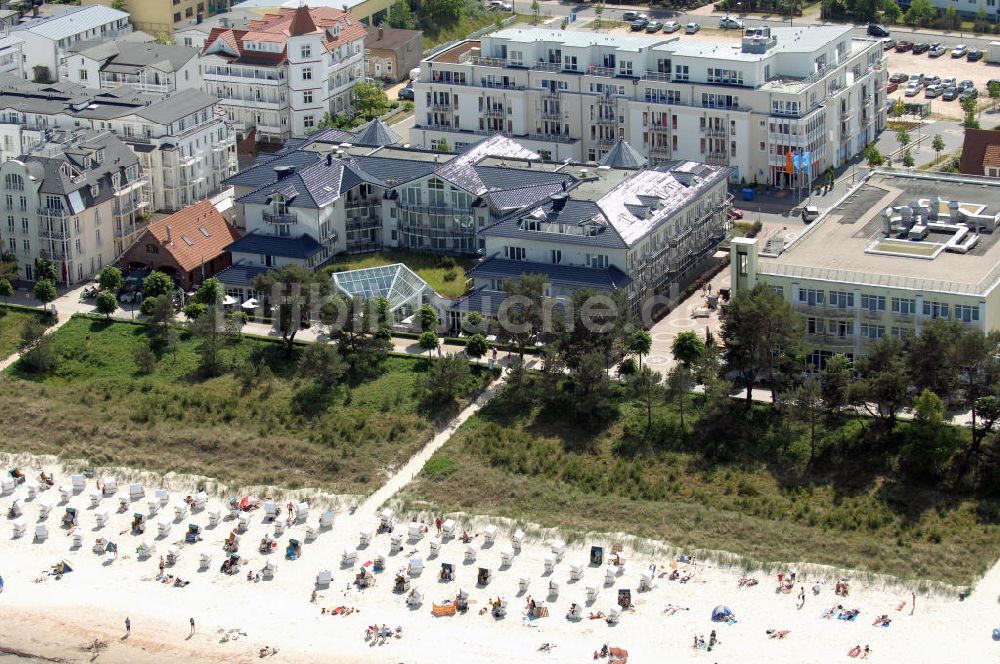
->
[
  {"left": 449, "top": 287, "right": 505, "bottom": 317},
  {"left": 349, "top": 155, "right": 439, "bottom": 187},
  {"left": 488, "top": 182, "right": 568, "bottom": 211},
  {"left": 235, "top": 158, "right": 349, "bottom": 209},
  {"left": 469, "top": 257, "right": 630, "bottom": 290},
  {"left": 222, "top": 150, "right": 322, "bottom": 188},
  {"left": 475, "top": 165, "right": 570, "bottom": 191},
  {"left": 214, "top": 262, "right": 270, "bottom": 288},
  {"left": 485, "top": 199, "right": 626, "bottom": 249},
  {"left": 227, "top": 232, "right": 324, "bottom": 259},
  {"left": 599, "top": 139, "right": 647, "bottom": 169},
  {"left": 351, "top": 118, "right": 401, "bottom": 147},
  {"left": 305, "top": 128, "right": 357, "bottom": 146}
]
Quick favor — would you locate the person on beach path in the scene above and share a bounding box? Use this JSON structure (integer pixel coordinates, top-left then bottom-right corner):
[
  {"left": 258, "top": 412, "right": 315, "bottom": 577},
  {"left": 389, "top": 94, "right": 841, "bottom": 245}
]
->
[
  {"left": 910, "top": 592, "right": 915, "bottom": 615},
  {"left": 125, "top": 617, "right": 130, "bottom": 635},
  {"left": 189, "top": 617, "right": 195, "bottom": 636}
]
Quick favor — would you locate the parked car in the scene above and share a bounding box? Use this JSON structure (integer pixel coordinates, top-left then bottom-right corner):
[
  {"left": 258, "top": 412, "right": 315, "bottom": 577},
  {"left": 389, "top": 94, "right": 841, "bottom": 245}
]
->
[
  {"left": 889, "top": 72, "right": 909, "bottom": 83},
  {"left": 942, "top": 86, "right": 960, "bottom": 101},
  {"left": 951, "top": 44, "right": 968, "bottom": 58},
  {"left": 887, "top": 80, "right": 899, "bottom": 93},
  {"left": 882, "top": 38, "right": 896, "bottom": 51},
  {"left": 867, "top": 23, "right": 890, "bottom": 37},
  {"left": 487, "top": 0, "right": 512, "bottom": 10},
  {"left": 967, "top": 49, "right": 983, "bottom": 62},
  {"left": 924, "top": 75, "right": 941, "bottom": 86},
  {"left": 622, "top": 11, "right": 646, "bottom": 21},
  {"left": 958, "top": 79, "right": 974, "bottom": 91},
  {"left": 728, "top": 208, "right": 744, "bottom": 220},
  {"left": 912, "top": 42, "right": 929, "bottom": 54},
  {"left": 684, "top": 22, "right": 701, "bottom": 34},
  {"left": 960, "top": 87, "right": 979, "bottom": 102},
  {"left": 645, "top": 21, "right": 663, "bottom": 33},
  {"left": 801, "top": 206, "right": 820, "bottom": 223},
  {"left": 895, "top": 41, "right": 913, "bottom": 52},
  {"left": 719, "top": 16, "right": 744, "bottom": 29},
  {"left": 663, "top": 20, "right": 681, "bottom": 33},
  {"left": 630, "top": 18, "right": 649, "bottom": 31},
  {"left": 928, "top": 44, "right": 946, "bottom": 57},
  {"left": 910, "top": 73, "right": 925, "bottom": 85},
  {"left": 924, "top": 84, "right": 943, "bottom": 98},
  {"left": 942, "top": 77, "right": 956, "bottom": 88},
  {"left": 904, "top": 83, "right": 921, "bottom": 97},
  {"left": 398, "top": 86, "right": 414, "bottom": 100}
]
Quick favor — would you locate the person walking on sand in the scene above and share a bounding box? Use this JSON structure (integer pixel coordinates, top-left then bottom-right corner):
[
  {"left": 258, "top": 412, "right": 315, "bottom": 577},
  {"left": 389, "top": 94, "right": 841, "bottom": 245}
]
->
[
  {"left": 910, "top": 592, "right": 915, "bottom": 615},
  {"left": 189, "top": 617, "right": 195, "bottom": 636},
  {"left": 798, "top": 586, "right": 806, "bottom": 608},
  {"left": 124, "top": 617, "right": 130, "bottom": 636}
]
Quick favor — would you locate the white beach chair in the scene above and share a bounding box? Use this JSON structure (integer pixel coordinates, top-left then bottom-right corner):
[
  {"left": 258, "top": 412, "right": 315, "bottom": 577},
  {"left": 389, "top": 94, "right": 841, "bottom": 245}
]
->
[
  {"left": 295, "top": 502, "right": 309, "bottom": 524},
  {"left": 89, "top": 489, "right": 102, "bottom": 508},
  {"left": 273, "top": 520, "right": 285, "bottom": 537},
  {"left": 94, "top": 506, "right": 110, "bottom": 527},
  {"left": 34, "top": 523, "right": 48, "bottom": 542},
  {"left": 316, "top": 569, "right": 332, "bottom": 586},
  {"left": 155, "top": 489, "right": 169, "bottom": 506},
  {"left": 0, "top": 475, "right": 15, "bottom": 495},
  {"left": 604, "top": 565, "right": 618, "bottom": 586},
  {"left": 390, "top": 533, "right": 402, "bottom": 553},
  {"left": 586, "top": 585, "right": 599, "bottom": 602},
  {"left": 8, "top": 497, "right": 23, "bottom": 517},
  {"left": 341, "top": 548, "right": 358, "bottom": 567},
  {"left": 607, "top": 607, "right": 621, "bottom": 624},
  {"left": 193, "top": 491, "right": 207, "bottom": 511},
  {"left": 380, "top": 507, "right": 394, "bottom": 528},
  {"left": 138, "top": 539, "right": 154, "bottom": 559},
  {"left": 11, "top": 516, "right": 25, "bottom": 538},
  {"left": 147, "top": 498, "right": 160, "bottom": 516},
  {"left": 483, "top": 524, "right": 498, "bottom": 545},
  {"left": 24, "top": 479, "right": 39, "bottom": 499},
  {"left": 570, "top": 563, "right": 584, "bottom": 581},
  {"left": 543, "top": 554, "right": 556, "bottom": 574},
  {"left": 639, "top": 571, "right": 653, "bottom": 592},
  {"left": 464, "top": 544, "right": 477, "bottom": 562},
  {"left": 374, "top": 552, "right": 387, "bottom": 573},
  {"left": 57, "top": 485, "right": 71, "bottom": 503},
  {"left": 518, "top": 576, "right": 530, "bottom": 593},
  {"left": 263, "top": 559, "right": 277, "bottom": 578},
  {"left": 71, "top": 531, "right": 83, "bottom": 549},
  {"left": 174, "top": 502, "right": 189, "bottom": 521},
  {"left": 237, "top": 513, "right": 249, "bottom": 533},
  {"left": 566, "top": 601, "right": 583, "bottom": 620},
  {"left": 548, "top": 579, "right": 560, "bottom": 598},
  {"left": 71, "top": 474, "right": 85, "bottom": 493},
  {"left": 408, "top": 556, "right": 424, "bottom": 576},
  {"left": 441, "top": 518, "right": 456, "bottom": 539},
  {"left": 429, "top": 536, "right": 442, "bottom": 556},
  {"left": 457, "top": 587, "right": 469, "bottom": 601},
  {"left": 359, "top": 529, "right": 372, "bottom": 547},
  {"left": 512, "top": 529, "right": 524, "bottom": 552},
  {"left": 494, "top": 596, "right": 508, "bottom": 618},
  {"left": 117, "top": 496, "right": 129, "bottom": 513},
  {"left": 156, "top": 514, "right": 171, "bottom": 538},
  {"left": 407, "top": 521, "right": 422, "bottom": 541},
  {"left": 129, "top": 483, "right": 144, "bottom": 501},
  {"left": 615, "top": 556, "right": 627, "bottom": 574},
  {"left": 407, "top": 587, "right": 423, "bottom": 607},
  {"left": 500, "top": 547, "right": 514, "bottom": 568},
  {"left": 551, "top": 539, "right": 566, "bottom": 561},
  {"left": 166, "top": 544, "right": 180, "bottom": 566},
  {"left": 102, "top": 477, "right": 117, "bottom": 496},
  {"left": 320, "top": 511, "right": 334, "bottom": 529},
  {"left": 199, "top": 550, "right": 212, "bottom": 570},
  {"left": 263, "top": 502, "right": 277, "bottom": 520},
  {"left": 304, "top": 522, "right": 318, "bottom": 541},
  {"left": 37, "top": 496, "right": 53, "bottom": 519},
  {"left": 207, "top": 507, "right": 221, "bottom": 527}
]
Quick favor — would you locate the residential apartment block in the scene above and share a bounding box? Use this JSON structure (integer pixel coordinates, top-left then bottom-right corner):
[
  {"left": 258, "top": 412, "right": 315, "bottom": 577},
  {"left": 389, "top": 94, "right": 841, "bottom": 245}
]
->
[
  {"left": 0, "top": 75, "right": 237, "bottom": 213},
  {"left": 12, "top": 5, "right": 131, "bottom": 82},
  {"left": 82, "top": 0, "right": 231, "bottom": 35},
  {"left": 0, "top": 33, "right": 24, "bottom": 79},
  {"left": 731, "top": 171, "right": 1000, "bottom": 370},
  {"left": 232, "top": 0, "right": 397, "bottom": 28},
  {"left": 413, "top": 25, "right": 887, "bottom": 187},
  {"left": 174, "top": 9, "right": 259, "bottom": 49},
  {"left": 65, "top": 38, "right": 202, "bottom": 94},
  {"left": 0, "top": 129, "right": 149, "bottom": 285},
  {"left": 199, "top": 5, "right": 367, "bottom": 142}
]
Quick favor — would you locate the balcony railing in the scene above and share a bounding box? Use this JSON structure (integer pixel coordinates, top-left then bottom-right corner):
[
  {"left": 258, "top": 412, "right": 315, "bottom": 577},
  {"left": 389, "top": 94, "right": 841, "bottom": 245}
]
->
[
  {"left": 649, "top": 144, "right": 671, "bottom": 156},
  {"left": 483, "top": 107, "right": 505, "bottom": 118},
  {"left": 703, "top": 127, "right": 728, "bottom": 138},
  {"left": 263, "top": 211, "right": 297, "bottom": 224},
  {"left": 541, "top": 108, "right": 562, "bottom": 120},
  {"left": 431, "top": 102, "right": 453, "bottom": 111},
  {"left": 705, "top": 152, "right": 730, "bottom": 165},
  {"left": 37, "top": 207, "right": 68, "bottom": 218},
  {"left": 643, "top": 70, "right": 672, "bottom": 82},
  {"left": 470, "top": 56, "right": 505, "bottom": 67},
  {"left": 38, "top": 227, "right": 69, "bottom": 241},
  {"left": 592, "top": 116, "right": 617, "bottom": 126}
]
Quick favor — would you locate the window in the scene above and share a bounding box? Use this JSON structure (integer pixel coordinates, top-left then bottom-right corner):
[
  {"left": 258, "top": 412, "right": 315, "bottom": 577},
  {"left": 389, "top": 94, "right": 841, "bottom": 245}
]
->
[
  {"left": 20, "top": 217, "right": 27, "bottom": 232},
  {"left": 923, "top": 301, "right": 949, "bottom": 319},
  {"left": 174, "top": 12, "right": 181, "bottom": 22},
  {"left": 303, "top": 115, "right": 315, "bottom": 129},
  {"left": 955, "top": 304, "right": 980, "bottom": 322},
  {"left": 302, "top": 67, "right": 313, "bottom": 81},
  {"left": 4, "top": 173, "right": 22, "bottom": 190},
  {"left": 21, "top": 238, "right": 29, "bottom": 253},
  {"left": 860, "top": 294, "right": 885, "bottom": 311},
  {"left": 806, "top": 317, "right": 823, "bottom": 334},
  {"left": 5, "top": 216, "right": 12, "bottom": 233},
  {"left": 673, "top": 65, "right": 689, "bottom": 81},
  {"left": 834, "top": 320, "right": 853, "bottom": 337},
  {"left": 303, "top": 90, "right": 313, "bottom": 104},
  {"left": 890, "top": 326, "right": 911, "bottom": 340},
  {"left": 504, "top": 246, "right": 526, "bottom": 261},
  {"left": 859, "top": 323, "right": 885, "bottom": 340},
  {"left": 79, "top": 69, "right": 88, "bottom": 81},
  {"left": 891, "top": 297, "right": 915, "bottom": 314},
  {"left": 829, "top": 290, "right": 854, "bottom": 308},
  {"left": 185, "top": 7, "right": 193, "bottom": 17},
  {"left": 798, "top": 288, "right": 824, "bottom": 306},
  {"left": 550, "top": 249, "right": 561, "bottom": 264},
  {"left": 586, "top": 253, "right": 609, "bottom": 269},
  {"left": 769, "top": 285, "right": 784, "bottom": 297},
  {"left": 301, "top": 44, "right": 312, "bottom": 59}
]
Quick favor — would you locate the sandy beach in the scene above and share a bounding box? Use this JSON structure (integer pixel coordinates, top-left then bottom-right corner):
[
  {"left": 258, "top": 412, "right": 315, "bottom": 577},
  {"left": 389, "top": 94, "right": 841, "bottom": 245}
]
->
[{"left": 0, "top": 454, "right": 996, "bottom": 664}]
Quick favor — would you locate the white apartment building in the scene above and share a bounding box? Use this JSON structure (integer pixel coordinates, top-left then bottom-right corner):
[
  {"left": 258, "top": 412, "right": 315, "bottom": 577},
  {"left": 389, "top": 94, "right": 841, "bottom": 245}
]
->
[
  {"left": 731, "top": 171, "right": 1000, "bottom": 370},
  {"left": 199, "top": 5, "right": 367, "bottom": 142},
  {"left": 12, "top": 5, "right": 131, "bottom": 82},
  {"left": 0, "top": 129, "right": 149, "bottom": 284},
  {"left": 0, "top": 33, "right": 25, "bottom": 78},
  {"left": 174, "top": 9, "right": 258, "bottom": 49},
  {"left": 413, "top": 25, "right": 888, "bottom": 188},
  {"left": 66, "top": 38, "right": 202, "bottom": 94},
  {"left": 0, "top": 75, "right": 237, "bottom": 213}
]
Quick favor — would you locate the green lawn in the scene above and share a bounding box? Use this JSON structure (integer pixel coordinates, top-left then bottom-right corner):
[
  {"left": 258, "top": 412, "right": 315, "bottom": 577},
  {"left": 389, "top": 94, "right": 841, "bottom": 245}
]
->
[
  {"left": 326, "top": 250, "right": 472, "bottom": 298},
  {"left": 399, "top": 379, "right": 1000, "bottom": 587},
  {"left": 0, "top": 316, "right": 487, "bottom": 495},
  {"left": 0, "top": 306, "right": 51, "bottom": 361}
]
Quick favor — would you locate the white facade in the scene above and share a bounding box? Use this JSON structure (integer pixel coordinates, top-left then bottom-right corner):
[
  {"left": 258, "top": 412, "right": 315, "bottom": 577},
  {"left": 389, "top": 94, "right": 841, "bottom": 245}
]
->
[
  {"left": 65, "top": 44, "right": 202, "bottom": 95},
  {"left": 0, "top": 34, "right": 24, "bottom": 79},
  {"left": 13, "top": 6, "right": 131, "bottom": 82},
  {"left": 414, "top": 26, "right": 888, "bottom": 187}
]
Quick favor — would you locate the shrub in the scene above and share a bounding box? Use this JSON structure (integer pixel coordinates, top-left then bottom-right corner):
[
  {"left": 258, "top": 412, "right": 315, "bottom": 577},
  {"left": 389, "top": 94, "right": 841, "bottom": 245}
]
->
[
  {"left": 435, "top": 255, "right": 457, "bottom": 270},
  {"left": 423, "top": 456, "right": 458, "bottom": 478},
  {"left": 443, "top": 270, "right": 457, "bottom": 282}
]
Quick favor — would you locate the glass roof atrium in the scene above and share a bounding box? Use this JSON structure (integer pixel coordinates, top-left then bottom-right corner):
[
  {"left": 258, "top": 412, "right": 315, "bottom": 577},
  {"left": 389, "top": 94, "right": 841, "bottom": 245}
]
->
[{"left": 331, "top": 263, "right": 431, "bottom": 313}]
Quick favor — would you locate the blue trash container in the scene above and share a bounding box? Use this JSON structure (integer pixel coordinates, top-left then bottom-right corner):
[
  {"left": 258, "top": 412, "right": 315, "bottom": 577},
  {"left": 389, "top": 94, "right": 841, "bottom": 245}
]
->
[{"left": 742, "top": 188, "right": 755, "bottom": 201}]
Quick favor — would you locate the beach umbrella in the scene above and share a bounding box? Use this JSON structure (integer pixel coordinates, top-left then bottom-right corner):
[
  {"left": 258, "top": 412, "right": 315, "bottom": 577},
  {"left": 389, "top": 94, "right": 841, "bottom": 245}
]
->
[
  {"left": 241, "top": 298, "right": 258, "bottom": 310},
  {"left": 222, "top": 295, "right": 238, "bottom": 306},
  {"left": 711, "top": 605, "right": 732, "bottom": 621}
]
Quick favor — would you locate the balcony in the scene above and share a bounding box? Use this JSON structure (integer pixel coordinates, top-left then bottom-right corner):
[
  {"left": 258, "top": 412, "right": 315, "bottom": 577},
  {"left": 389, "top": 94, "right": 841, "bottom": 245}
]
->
[
  {"left": 649, "top": 144, "right": 672, "bottom": 157},
  {"left": 540, "top": 90, "right": 561, "bottom": 101},
  {"left": 483, "top": 107, "right": 505, "bottom": 118},
  {"left": 36, "top": 207, "right": 69, "bottom": 219},
  {"left": 703, "top": 127, "right": 728, "bottom": 138},
  {"left": 541, "top": 107, "right": 562, "bottom": 120},
  {"left": 648, "top": 122, "right": 670, "bottom": 134},
  {"left": 470, "top": 56, "right": 505, "bottom": 67},
  {"left": 532, "top": 62, "right": 563, "bottom": 73},
  {"left": 38, "top": 227, "right": 70, "bottom": 241},
  {"left": 705, "top": 152, "right": 729, "bottom": 165},
  {"left": 202, "top": 66, "right": 284, "bottom": 82},
  {"left": 596, "top": 136, "right": 618, "bottom": 147},
  {"left": 263, "top": 210, "right": 297, "bottom": 224},
  {"left": 643, "top": 70, "right": 672, "bottom": 82},
  {"left": 593, "top": 116, "right": 617, "bottom": 126}
]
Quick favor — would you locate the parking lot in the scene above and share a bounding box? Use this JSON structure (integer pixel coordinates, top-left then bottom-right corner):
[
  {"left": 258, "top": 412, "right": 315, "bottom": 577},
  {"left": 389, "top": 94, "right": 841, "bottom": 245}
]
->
[{"left": 885, "top": 45, "right": 1000, "bottom": 120}]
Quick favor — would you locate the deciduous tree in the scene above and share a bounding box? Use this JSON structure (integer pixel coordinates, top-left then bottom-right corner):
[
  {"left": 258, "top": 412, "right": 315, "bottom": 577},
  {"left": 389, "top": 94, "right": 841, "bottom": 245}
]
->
[
  {"left": 298, "top": 342, "right": 348, "bottom": 390},
  {"left": 98, "top": 266, "right": 122, "bottom": 293},
  {"left": 143, "top": 271, "right": 175, "bottom": 299},
  {"left": 853, "top": 337, "right": 909, "bottom": 433},
  {"left": 252, "top": 264, "right": 329, "bottom": 354},
  {"left": 95, "top": 291, "right": 117, "bottom": 319}
]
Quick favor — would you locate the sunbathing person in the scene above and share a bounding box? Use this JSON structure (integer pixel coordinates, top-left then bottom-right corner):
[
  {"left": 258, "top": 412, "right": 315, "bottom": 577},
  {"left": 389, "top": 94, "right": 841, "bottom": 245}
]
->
[{"left": 588, "top": 611, "right": 606, "bottom": 620}]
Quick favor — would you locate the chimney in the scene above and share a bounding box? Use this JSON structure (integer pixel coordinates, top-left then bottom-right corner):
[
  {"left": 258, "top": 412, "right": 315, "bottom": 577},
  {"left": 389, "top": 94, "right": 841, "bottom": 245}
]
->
[
  {"left": 326, "top": 152, "right": 333, "bottom": 166},
  {"left": 550, "top": 193, "right": 567, "bottom": 211},
  {"left": 166, "top": 225, "right": 173, "bottom": 244},
  {"left": 378, "top": 26, "right": 384, "bottom": 40}
]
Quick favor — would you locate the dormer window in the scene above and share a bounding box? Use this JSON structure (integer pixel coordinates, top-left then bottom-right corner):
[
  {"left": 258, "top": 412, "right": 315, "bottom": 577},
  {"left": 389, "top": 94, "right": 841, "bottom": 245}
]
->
[
  {"left": 273, "top": 195, "right": 288, "bottom": 215},
  {"left": 90, "top": 184, "right": 99, "bottom": 198}
]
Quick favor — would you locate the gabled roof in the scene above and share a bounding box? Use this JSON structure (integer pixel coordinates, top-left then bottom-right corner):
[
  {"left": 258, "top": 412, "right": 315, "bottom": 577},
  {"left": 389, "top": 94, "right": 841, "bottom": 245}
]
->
[
  {"left": 469, "top": 257, "right": 631, "bottom": 290},
  {"left": 599, "top": 139, "right": 647, "bottom": 169},
  {"left": 227, "top": 231, "right": 324, "bottom": 259},
  {"left": 984, "top": 145, "right": 1000, "bottom": 169},
  {"left": 364, "top": 25, "right": 422, "bottom": 52},
  {"left": 213, "top": 262, "right": 270, "bottom": 288},
  {"left": 959, "top": 128, "right": 1000, "bottom": 175},
  {"left": 70, "top": 40, "right": 198, "bottom": 74},
  {"left": 436, "top": 134, "right": 540, "bottom": 194},
  {"left": 12, "top": 6, "right": 128, "bottom": 41},
  {"left": 235, "top": 158, "right": 348, "bottom": 209},
  {"left": 352, "top": 118, "right": 401, "bottom": 147},
  {"left": 223, "top": 150, "right": 323, "bottom": 188},
  {"left": 141, "top": 200, "right": 240, "bottom": 273}
]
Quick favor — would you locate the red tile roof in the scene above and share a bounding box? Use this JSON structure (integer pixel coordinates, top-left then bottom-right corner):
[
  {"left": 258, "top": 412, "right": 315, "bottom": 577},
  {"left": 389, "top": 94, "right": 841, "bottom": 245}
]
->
[
  {"left": 143, "top": 201, "right": 239, "bottom": 274},
  {"left": 959, "top": 128, "right": 1000, "bottom": 175},
  {"left": 984, "top": 145, "right": 1000, "bottom": 169}
]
